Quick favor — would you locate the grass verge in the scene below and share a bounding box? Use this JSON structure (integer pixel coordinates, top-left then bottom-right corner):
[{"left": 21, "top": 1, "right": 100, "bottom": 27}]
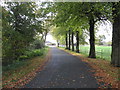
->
[
  {"left": 2, "top": 47, "right": 51, "bottom": 88},
  {"left": 58, "top": 47, "right": 119, "bottom": 88}
]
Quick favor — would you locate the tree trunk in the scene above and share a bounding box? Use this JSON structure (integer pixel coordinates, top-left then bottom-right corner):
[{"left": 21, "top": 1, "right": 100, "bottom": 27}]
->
[
  {"left": 68, "top": 30, "right": 71, "bottom": 50},
  {"left": 44, "top": 31, "right": 48, "bottom": 43},
  {"left": 71, "top": 31, "right": 74, "bottom": 51},
  {"left": 57, "top": 40, "right": 59, "bottom": 47},
  {"left": 58, "top": 42, "right": 59, "bottom": 47},
  {"left": 88, "top": 19, "right": 96, "bottom": 58},
  {"left": 65, "top": 32, "right": 68, "bottom": 49},
  {"left": 41, "top": 33, "right": 44, "bottom": 41},
  {"left": 76, "top": 31, "right": 79, "bottom": 53},
  {"left": 111, "top": 3, "right": 120, "bottom": 67}
]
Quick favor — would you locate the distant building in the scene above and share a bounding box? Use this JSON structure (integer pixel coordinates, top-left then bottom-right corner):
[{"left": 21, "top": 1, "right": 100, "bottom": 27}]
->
[{"left": 45, "top": 41, "right": 56, "bottom": 46}]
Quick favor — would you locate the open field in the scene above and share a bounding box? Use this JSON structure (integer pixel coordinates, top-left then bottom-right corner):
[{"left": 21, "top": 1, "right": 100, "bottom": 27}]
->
[
  {"left": 79, "top": 45, "right": 111, "bottom": 61},
  {"left": 60, "top": 45, "right": 111, "bottom": 61}
]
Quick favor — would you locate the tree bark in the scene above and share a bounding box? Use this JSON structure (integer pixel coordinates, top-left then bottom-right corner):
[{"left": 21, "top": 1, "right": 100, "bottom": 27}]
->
[
  {"left": 65, "top": 32, "right": 68, "bottom": 49},
  {"left": 88, "top": 18, "right": 96, "bottom": 58},
  {"left": 41, "top": 33, "right": 44, "bottom": 41},
  {"left": 71, "top": 31, "right": 74, "bottom": 51},
  {"left": 44, "top": 31, "right": 48, "bottom": 43},
  {"left": 68, "top": 30, "right": 71, "bottom": 50},
  {"left": 111, "top": 3, "right": 120, "bottom": 67},
  {"left": 57, "top": 40, "right": 59, "bottom": 47},
  {"left": 76, "top": 31, "right": 79, "bottom": 53}
]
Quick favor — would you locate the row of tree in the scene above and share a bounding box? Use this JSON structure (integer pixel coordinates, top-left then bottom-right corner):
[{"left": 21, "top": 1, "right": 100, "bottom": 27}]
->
[
  {"left": 2, "top": 2, "right": 51, "bottom": 66},
  {"left": 49, "top": 2, "right": 120, "bottom": 67},
  {"left": 2, "top": 2, "right": 120, "bottom": 67}
]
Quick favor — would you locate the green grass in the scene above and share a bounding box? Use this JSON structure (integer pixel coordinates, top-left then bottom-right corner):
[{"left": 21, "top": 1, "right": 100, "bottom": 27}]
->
[
  {"left": 79, "top": 45, "right": 111, "bottom": 61},
  {"left": 2, "top": 47, "right": 49, "bottom": 87},
  {"left": 61, "top": 45, "right": 111, "bottom": 61},
  {"left": 3, "top": 47, "right": 49, "bottom": 72}
]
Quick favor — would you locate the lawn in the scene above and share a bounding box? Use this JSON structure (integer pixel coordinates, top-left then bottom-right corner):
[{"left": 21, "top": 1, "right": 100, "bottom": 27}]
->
[{"left": 79, "top": 45, "right": 111, "bottom": 61}]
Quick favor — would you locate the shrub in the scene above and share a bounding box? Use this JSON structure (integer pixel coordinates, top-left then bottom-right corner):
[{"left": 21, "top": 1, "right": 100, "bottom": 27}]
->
[{"left": 19, "top": 55, "right": 29, "bottom": 60}]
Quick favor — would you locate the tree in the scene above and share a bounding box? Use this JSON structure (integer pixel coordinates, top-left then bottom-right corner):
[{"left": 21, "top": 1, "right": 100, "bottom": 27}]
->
[
  {"left": 2, "top": 2, "right": 46, "bottom": 65},
  {"left": 51, "top": 2, "right": 88, "bottom": 52},
  {"left": 88, "top": 17, "right": 96, "bottom": 58},
  {"left": 68, "top": 29, "right": 71, "bottom": 50},
  {"left": 65, "top": 31, "right": 68, "bottom": 49},
  {"left": 111, "top": 2, "right": 120, "bottom": 67},
  {"left": 96, "top": 35, "right": 106, "bottom": 45},
  {"left": 35, "top": 2, "right": 120, "bottom": 67},
  {"left": 76, "top": 31, "right": 80, "bottom": 53},
  {"left": 51, "top": 2, "right": 112, "bottom": 58},
  {"left": 3, "top": 3, "right": 36, "bottom": 64},
  {"left": 71, "top": 31, "right": 74, "bottom": 51},
  {"left": 81, "top": 3, "right": 111, "bottom": 58},
  {"left": 50, "top": 26, "right": 66, "bottom": 46}
]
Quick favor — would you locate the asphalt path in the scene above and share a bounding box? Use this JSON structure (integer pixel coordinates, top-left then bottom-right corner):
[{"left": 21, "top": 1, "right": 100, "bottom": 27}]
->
[{"left": 24, "top": 47, "right": 99, "bottom": 88}]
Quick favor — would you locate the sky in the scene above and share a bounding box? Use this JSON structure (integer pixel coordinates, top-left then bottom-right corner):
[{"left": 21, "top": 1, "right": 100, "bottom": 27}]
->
[
  {"left": 46, "top": 33, "right": 57, "bottom": 43},
  {"left": 96, "top": 21, "right": 112, "bottom": 42},
  {"left": 46, "top": 21, "right": 112, "bottom": 44}
]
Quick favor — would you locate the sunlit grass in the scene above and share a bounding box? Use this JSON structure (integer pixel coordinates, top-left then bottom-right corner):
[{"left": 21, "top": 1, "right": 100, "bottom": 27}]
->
[
  {"left": 79, "top": 45, "right": 111, "bottom": 61},
  {"left": 63, "top": 45, "right": 111, "bottom": 61}
]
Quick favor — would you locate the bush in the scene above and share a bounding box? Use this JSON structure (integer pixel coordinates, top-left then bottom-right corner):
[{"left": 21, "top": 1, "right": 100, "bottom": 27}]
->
[
  {"left": 33, "top": 49, "right": 43, "bottom": 56},
  {"left": 3, "top": 59, "right": 27, "bottom": 72},
  {"left": 19, "top": 55, "right": 29, "bottom": 60},
  {"left": 22, "top": 48, "right": 45, "bottom": 59},
  {"left": 28, "top": 40, "right": 45, "bottom": 50},
  {"left": 3, "top": 47, "right": 48, "bottom": 71}
]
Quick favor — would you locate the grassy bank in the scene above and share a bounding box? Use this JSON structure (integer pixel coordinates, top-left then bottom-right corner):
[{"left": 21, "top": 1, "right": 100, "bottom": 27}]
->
[
  {"left": 2, "top": 47, "right": 50, "bottom": 88},
  {"left": 58, "top": 47, "right": 119, "bottom": 88}
]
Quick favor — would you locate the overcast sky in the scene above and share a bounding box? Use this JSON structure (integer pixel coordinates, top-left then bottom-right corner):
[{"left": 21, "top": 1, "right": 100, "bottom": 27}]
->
[{"left": 96, "top": 21, "right": 112, "bottom": 42}]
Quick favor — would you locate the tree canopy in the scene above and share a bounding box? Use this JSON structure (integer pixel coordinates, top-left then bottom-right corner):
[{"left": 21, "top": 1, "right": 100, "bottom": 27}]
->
[{"left": 2, "top": 2, "right": 120, "bottom": 67}]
